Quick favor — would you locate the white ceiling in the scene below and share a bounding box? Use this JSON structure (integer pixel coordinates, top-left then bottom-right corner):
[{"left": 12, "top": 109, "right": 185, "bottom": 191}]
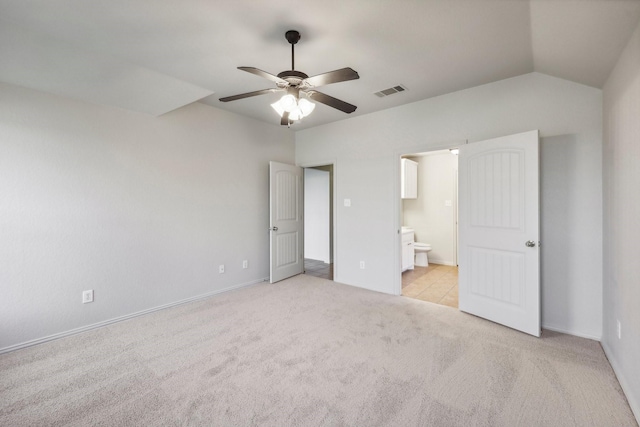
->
[{"left": 1, "top": 0, "right": 639, "bottom": 130}]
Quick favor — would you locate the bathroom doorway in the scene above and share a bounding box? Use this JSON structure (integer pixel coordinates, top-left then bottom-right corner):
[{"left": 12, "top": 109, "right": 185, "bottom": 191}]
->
[
  {"left": 400, "top": 149, "right": 459, "bottom": 307},
  {"left": 303, "top": 164, "right": 334, "bottom": 280}
]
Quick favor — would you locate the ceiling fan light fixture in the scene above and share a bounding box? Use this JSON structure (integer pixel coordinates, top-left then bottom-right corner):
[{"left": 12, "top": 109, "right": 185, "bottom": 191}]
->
[
  {"left": 289, "top": 107, "right": 304, "bottom": 121},
  {"left": 298, "top": 98, "right": 315, "bottom": 116},
  {"left": 271, "top": 95, "right": 315, "bottom": 121},
  {"left": 280, "top": 94, "right": 297, "bottom": 112},
  {"left": 270, "top": 100, "right": 285, "bottom": 117}
]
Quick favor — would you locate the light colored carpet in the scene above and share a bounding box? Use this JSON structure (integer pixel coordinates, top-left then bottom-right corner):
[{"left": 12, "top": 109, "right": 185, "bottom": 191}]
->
[{"left": 0, "top": 275, "right": 637, "bottom": 426}]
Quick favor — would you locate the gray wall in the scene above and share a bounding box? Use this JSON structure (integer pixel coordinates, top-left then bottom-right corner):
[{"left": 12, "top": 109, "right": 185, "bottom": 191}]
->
[
  {"left": 0, "top": 82, "right": 295, "bottom": 351},
  {"left": 603, "top": 19, "right": 640, "bottom": 422},
  {"left": 296, "top": 72, "right": 603, "bottom": 340}
]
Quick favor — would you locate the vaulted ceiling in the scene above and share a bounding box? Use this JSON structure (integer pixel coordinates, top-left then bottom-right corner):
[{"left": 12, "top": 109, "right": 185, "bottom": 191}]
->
[{"left": 1, "top": 0, "right": 639, "bottom": 130}]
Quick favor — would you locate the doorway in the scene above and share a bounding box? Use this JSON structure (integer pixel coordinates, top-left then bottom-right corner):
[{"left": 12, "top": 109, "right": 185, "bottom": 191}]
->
[
  {"left": 399, "top": 149, "right": 459, "bottom": 307},
  {"left": 303, "top": 165, "right": 334, "bottom": 280},
  {"left": 396, "top": 130, "right": 541, "bottom": 336}
]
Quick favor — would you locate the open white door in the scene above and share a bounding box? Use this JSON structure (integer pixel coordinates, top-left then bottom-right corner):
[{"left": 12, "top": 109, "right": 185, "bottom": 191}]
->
[
  {"left": 458, "top": 130, "right": 540, "bottom": 337},
  {"left": 269, "top": 161, "right": 304, "bottom": 283}
]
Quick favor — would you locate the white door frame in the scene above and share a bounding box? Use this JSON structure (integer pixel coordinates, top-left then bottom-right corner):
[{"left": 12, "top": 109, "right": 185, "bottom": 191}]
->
[
  {"left": 299, "top": 159, "right": 338, "bottom": 281},
  {"left": 393, "top": 141, "right": 465, "bottom": 296},
  {"left": 453, "top": 167, "right": 459, "bottom": 266}
]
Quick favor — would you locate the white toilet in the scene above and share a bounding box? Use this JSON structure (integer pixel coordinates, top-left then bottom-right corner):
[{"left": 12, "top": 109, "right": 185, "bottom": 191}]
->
[{"left": 414, "top": 243, "right": 432, "bottom": 267}]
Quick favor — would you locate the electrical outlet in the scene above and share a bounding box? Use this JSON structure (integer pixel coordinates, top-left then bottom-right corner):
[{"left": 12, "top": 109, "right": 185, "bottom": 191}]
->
[
  {"left": 82, "top": 290, "right": 94, "bottom": 304},
  {"left": 219, "top": 265, "right": 225, "bottom": 274},
  {"left": 242, "top": 260, "right": 248, "bottom": 269},
  {"left": 617, "top": 320, "right": 622, "bottom": 339},
  {"left": 360, "top": 261, "right": 365, "bottom": 269}
]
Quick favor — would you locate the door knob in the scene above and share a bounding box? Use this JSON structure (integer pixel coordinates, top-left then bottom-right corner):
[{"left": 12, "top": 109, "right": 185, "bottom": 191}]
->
[
  {"left": 525, "top": 240, "right": 536, "bottom": 247},
  {"left": 269, "top": 226, "right": 278, "bottom": 231}
]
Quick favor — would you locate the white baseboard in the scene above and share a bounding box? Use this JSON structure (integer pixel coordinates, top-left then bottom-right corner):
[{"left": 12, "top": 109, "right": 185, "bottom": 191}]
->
[
  {"left": 428, "top": 258, "right": 456, "bottom": 267},
  {"left": 542, "top": 324, "right": 601, "bottom": 341},
  {"left": 0, "top": 277, "right": 268, "bottom": 355},
  {"left": 602, "top": 341, "right": 640, "bottom": 425}
]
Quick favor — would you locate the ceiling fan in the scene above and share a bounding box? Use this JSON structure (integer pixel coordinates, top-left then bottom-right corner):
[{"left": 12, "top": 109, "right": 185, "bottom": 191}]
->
[{"left": 219, "top": 30, "right": 359, "bottom": 126}]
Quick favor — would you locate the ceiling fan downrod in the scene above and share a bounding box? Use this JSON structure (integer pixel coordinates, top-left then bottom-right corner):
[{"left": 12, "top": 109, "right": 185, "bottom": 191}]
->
[{"left": 285, "top": 30, "right": 301, "bottom": 71}]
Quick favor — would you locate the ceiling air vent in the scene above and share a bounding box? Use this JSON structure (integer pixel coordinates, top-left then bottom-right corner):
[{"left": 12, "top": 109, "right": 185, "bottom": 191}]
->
[{"left": 374, "top": 85, "right": 407, "bottom": 98}]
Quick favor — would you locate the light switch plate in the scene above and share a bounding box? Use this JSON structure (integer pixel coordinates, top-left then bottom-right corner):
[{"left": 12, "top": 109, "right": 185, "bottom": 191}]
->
[{"left": 344, "top": 199, "right": 351, "bottom": 207}]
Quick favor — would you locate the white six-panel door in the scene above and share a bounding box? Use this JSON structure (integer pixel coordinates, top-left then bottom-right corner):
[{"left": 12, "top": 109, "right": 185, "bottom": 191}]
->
[
  {"left": 458, "top": 130, "right": 540, "bottom": 336},
  {"left": 269, "top": 161, "right": 304, "bottom": 283}
]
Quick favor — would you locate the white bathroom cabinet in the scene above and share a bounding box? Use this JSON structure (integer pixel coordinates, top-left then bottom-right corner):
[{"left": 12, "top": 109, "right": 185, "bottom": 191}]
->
[
  {"left": 401, "top": 158, "right": 418, "bottom": 199},
  {"left": 402, "top": 229, "right": 415, "bottom": 271}
]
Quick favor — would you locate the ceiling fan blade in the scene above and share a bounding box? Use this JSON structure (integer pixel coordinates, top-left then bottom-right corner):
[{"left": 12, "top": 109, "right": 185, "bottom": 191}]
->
[
  {"left": 305, "top": 90, "right": 357, "bottom": 114},
  {"left": 281, "top": 111, "right": 290, "bottom": 126},
  {"left": 219, "top": 88, "right": 281, "bottom": 102},
  {"left": 303, "top": 67, "right": 359, "bottom": 88},
  {"left": 238, "top": 67, "right": 288, "bottom": 85}
]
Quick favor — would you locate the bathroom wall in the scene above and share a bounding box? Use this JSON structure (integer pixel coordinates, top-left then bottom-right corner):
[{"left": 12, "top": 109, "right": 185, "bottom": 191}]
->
[{"left": 402, "top": 151, "right": 458, "bottom": 265}]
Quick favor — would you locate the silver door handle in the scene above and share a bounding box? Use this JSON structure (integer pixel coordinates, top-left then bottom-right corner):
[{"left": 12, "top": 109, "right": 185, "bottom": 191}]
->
[
  {"left": 269, "top": 226, "right": 278, "bottom": 231},
  {"left": 525, "top": 240, "right": 536, "bottom": 247}
]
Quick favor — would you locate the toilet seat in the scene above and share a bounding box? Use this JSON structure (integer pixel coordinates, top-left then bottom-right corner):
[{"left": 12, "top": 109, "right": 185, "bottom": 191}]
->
[{"left": 414, "top": 243, "right": 431, "bottom": 251}]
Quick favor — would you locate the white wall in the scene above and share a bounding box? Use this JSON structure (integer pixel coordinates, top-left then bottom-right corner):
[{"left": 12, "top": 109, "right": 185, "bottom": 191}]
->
[
  {"left": 296, "top": 72, "right": 603, "bottom": 339},
  {"left": 304, "top": 168, "right": 330, "bottom": 262},
  {"left": 403, "top": 152, "right": 458, "bottom": 266},
  {"left": 0, "top": 82, "right": 294, "bottom": 351},
  {"left": 602, "top": 19, "right": 640, "bottom": 422}
]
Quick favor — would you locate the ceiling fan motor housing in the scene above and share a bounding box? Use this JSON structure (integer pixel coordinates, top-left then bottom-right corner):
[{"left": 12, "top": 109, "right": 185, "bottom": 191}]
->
[
  {"left": 277, "top": 70, "right": 309, "bottom": 87},
  {"left": 285, "top": 30, "right": 301, "bottom": 45}
]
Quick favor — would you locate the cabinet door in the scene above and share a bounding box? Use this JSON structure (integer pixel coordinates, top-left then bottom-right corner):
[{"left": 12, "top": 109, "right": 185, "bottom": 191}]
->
[
  {"left": 401, "top": 159, "right": 418, "bottom": 199},
  {"left": 402, "top": 242, "right": 414, "bottom": 271},
  {"left": 401, "top": 233, "right": 415, "bottom": 271}
]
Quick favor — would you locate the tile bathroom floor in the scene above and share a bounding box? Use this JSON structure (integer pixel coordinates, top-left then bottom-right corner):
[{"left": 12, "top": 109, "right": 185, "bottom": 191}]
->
[
  {"left": 304, "top": 258, "right": 333, "bottom": 280},
  {"left": 402, "top": 264, "right": 458, "bottom": 308}
]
